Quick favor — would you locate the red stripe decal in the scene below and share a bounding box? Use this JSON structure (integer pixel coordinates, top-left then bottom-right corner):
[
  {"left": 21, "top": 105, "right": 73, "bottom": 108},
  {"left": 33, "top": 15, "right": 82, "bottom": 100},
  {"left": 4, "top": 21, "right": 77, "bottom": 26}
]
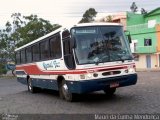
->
[
  {"left": 98, "top": 66, "right": 128, "bottom": 72},
  {"left": 16, "top": 64, "right": 87, "bottom": 75},
  {"left": 16, "top": 63, "right": 134, "bottom": 75}
]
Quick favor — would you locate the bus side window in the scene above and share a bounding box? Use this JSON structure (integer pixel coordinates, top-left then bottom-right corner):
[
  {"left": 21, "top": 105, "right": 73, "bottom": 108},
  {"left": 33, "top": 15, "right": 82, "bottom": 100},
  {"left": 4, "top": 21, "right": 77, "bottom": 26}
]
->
[
  {"left": 32, "top": 44, "right": 40, "bottom": 61},
  {"left": 21, "top": 49, "right": 26, "bottom": 64},
  {"left": 26, "top": 47, "right": 32, "bottom": 63},
  {"left": 40, "top": 40, "right": 50, "bottom": 60},
  {"left": 50, "top": 34, "right": 62, "bottom": 59},
  {"left": 16, "top": 51, "right": 21, "bottom": 64}
]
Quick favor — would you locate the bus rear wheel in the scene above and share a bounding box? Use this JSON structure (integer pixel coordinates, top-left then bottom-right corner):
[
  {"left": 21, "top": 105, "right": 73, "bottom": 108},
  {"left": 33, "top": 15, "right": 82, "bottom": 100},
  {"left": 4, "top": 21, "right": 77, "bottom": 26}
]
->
[
  {"left": 27, "top": 78, "right": 37, "bottom": 93},
  {"left": 103, "top": 88, "right": 116, "bottom": 96},
  {"left": 59, "top": 80, "right": 74, "bottom": 102}
]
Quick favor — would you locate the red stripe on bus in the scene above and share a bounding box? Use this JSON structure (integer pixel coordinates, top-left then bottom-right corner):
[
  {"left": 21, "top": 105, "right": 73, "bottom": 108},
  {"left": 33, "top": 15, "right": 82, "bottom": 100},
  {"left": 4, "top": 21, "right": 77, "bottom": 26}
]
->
[
  {"left": 76, "top": 63, "right": 134, "bottom": 71},
  {"left": 16, "top": 64, "right": 87, "bottom": 75},
  {"left": 16, "top": 63, "right": 133, "bottom": 75},
  {"left": 97, "top": 66, "right": 128, "bottom": 72}
]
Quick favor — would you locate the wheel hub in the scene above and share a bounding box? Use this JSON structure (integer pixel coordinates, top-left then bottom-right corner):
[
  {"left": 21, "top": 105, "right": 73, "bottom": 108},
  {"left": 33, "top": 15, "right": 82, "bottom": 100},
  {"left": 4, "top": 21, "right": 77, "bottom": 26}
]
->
[{"left": 28, "top": 80, "right": 32, "bottom": 91}]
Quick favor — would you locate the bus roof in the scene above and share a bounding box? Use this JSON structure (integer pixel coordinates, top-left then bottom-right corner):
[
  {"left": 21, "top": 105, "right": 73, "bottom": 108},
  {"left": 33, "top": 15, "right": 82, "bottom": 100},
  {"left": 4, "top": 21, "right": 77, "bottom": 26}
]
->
[
  {"left": 15, "top": 22, "right": 122, "bottom": 51},
  {"left": 73, "top": 22, "right": 122, "bottom": 27}
]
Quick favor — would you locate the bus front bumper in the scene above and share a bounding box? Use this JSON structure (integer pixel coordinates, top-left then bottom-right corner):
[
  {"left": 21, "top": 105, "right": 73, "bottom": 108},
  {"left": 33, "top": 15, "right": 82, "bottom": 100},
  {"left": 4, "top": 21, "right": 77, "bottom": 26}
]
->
[{"left": 66, "top": 73, "right": 137, "bottom": 94}]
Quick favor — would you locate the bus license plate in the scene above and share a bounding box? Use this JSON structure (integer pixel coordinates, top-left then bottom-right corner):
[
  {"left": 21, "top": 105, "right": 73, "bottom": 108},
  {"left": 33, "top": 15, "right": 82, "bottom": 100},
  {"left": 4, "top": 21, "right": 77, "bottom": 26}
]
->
[{"left": 110, "top": 82, "right": 119, "bottom": 88}]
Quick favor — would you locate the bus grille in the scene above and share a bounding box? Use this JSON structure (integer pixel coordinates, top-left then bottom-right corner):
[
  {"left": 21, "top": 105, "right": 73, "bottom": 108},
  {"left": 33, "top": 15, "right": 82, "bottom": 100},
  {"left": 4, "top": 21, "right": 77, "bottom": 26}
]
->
[{"left": 102, "top": 71, "right": 121, "bottom": 76}]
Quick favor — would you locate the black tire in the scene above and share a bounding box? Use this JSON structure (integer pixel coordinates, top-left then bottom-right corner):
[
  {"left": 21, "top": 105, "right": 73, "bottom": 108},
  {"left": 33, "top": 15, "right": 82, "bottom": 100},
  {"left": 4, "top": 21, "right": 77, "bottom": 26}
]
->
[
  {"left": 27, "top": 78, "right": 37, "bottom": 93},
  {"left": 59, "top": 80, "right": 74, "bottom": 102},
  {"left": 59, "top": 81, "right": 65, "bottom": 99},
  {"left": 103, "top": 88, "right": 116, "bottom": 96}
]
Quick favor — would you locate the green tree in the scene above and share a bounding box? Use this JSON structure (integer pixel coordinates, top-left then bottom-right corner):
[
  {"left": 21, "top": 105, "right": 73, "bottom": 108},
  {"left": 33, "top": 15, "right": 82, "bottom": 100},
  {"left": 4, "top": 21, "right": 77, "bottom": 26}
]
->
[
  {"left": 0, "top": 63, "right": 7, "bottom": 75},
  {"left": 141, "top": 8, "right": 147, "bottom": 14},
  {"left": 0, "top": 13, "right": 61, "bottom": 65},
  {"left": 0, "top": 22, "right": 13, "bottom": 61},
  {"left": 105, "top": 15, "right": 112, "bottom": 22},
  {"left": 79, "top": 8, "right": 97, "bottom": 23},
  {"left": 130, "top": 2, "right": 138, "bottom": 13},
  {"left": 16, "top": 14, "right": 61, "bottom": 47}
]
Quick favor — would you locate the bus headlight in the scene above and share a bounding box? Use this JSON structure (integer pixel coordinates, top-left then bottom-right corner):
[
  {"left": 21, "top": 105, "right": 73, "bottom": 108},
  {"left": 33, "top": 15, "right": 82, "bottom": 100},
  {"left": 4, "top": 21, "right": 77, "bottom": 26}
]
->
[
  {"left": 124, "top": 69, "right": 128, "bottom": 73},
  {"left": 87, "top": 73, "right": 92, "bottom": 78},
  {"left": 80, "top": 74, "right": 85, "bottom": 79},
  {"left": 128, "top": 68, "right": 135, "bottom": 73},
  {"left": 80, "top": 73, "right": 93, "bottom": 79},
  {"left": 93, "top": 73, "right": 98, "bottom": 77},
  {"left": 128, "top": 64, "right": 136, "bottom": 73}
]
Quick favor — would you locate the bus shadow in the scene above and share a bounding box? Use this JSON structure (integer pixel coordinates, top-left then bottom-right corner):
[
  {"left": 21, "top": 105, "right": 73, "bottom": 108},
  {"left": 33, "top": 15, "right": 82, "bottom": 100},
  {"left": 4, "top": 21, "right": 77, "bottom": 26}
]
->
[
  {"left": 75, "top": 92, "right": 118, "bottom": 103},
  {"left": 25, "top": 89, "right": 135, "bottom": 103},
  {"left": 39, "top": 89, "right": 59, "bottom": 97},
  {"left": 74, "top": 94, "right": 137, "bottom": 105},
  {"left": 39, "top": 89, "right": 126, "bottom": 102}
]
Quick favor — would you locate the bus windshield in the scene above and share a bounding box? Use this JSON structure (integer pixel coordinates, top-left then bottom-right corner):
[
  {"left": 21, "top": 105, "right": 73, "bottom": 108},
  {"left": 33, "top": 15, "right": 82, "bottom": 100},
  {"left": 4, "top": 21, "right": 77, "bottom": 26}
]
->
[{"left": 71, "top": 26, "right": 133, "bottom": 65}]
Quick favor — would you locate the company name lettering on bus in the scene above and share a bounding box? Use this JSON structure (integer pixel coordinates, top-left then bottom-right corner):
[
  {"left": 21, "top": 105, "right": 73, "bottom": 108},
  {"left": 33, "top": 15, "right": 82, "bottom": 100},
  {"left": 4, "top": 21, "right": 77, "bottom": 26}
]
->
[
  {"left": 75, "top": 29, "right": 96, "bottom": 34},
  {"left": 43, "top": 61, "right": 60, "bottom": 70}
]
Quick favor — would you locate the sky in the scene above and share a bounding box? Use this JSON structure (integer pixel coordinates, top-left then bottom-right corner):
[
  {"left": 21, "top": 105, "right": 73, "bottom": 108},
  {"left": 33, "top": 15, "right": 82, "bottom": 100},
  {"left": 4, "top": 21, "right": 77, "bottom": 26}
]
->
[{"left": 0, "top": 0, "right": 160, "bottom": 28}]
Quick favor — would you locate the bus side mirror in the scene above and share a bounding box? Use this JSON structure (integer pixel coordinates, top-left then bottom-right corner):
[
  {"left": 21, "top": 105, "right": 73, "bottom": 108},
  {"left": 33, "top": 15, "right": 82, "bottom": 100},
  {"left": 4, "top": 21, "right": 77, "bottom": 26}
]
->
[
  {"left": 127, "top": 34, "right": 132, "bottom": 43},
  {"left": 124, "top": 30, "right": 132, "bottom": 43}
]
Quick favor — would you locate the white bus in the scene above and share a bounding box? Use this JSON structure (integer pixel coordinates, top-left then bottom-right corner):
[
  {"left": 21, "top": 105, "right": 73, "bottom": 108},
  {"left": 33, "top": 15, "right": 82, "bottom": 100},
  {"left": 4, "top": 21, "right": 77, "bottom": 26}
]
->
[{"left": 15, "top": 23, "right": 137, "bottom": 101}]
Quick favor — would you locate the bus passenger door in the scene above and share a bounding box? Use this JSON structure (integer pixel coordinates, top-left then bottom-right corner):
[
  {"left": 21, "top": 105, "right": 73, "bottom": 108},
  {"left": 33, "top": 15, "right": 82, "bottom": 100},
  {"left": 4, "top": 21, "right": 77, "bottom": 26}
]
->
[{"left": 62, "top": 30, "right": 75, "bottom": 69}]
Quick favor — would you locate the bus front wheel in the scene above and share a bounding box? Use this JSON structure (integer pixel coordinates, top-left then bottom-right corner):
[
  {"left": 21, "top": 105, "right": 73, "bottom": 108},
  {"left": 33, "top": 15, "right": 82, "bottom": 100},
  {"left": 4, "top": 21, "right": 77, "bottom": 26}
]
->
[{"left": 59, "top": 80, "right": 74, "bottom": 102}]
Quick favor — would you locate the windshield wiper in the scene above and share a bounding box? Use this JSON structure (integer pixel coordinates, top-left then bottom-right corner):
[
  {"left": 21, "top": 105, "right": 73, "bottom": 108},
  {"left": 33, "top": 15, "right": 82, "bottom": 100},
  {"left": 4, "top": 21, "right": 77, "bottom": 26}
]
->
[
  {"left": 117, "top": 54, "right": 134, "bottom": 62},
  {"left": 93, "top": 57, "right": 100, "bottom": 65},
  {"left": 116, "top": 54, "right": 125, "bottom": 63}
]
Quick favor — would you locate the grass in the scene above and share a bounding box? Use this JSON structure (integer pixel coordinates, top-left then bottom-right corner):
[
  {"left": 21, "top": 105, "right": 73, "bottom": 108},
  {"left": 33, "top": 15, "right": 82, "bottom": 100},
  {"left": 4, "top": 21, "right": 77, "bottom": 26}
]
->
[{"left": 0, "top": 75, "right": 16, "bottom": 79}]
